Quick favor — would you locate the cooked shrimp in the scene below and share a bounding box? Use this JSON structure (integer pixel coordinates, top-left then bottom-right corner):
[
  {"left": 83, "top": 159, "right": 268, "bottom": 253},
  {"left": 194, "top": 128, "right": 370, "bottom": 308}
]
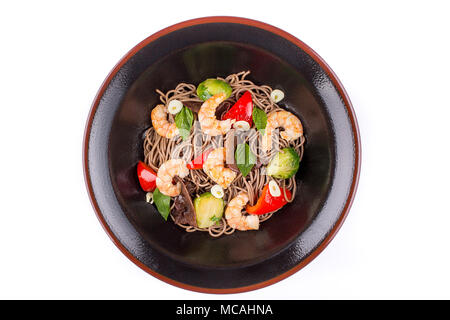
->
[
  {"left": 156, "top": 159, "right": 189, "bottom": 197},
  {"left": 151, "top": 104, "right": 179, "bottom": 139},
  {"left": 198, "top": 93, "right": 235, "bottom": 136},
  {"left": 225, "top": 192, "right": 259, "bottom": 231},
  {"left": 203, "top": 147, "right": 236, "bottom": 189},
  {"left": 262, "top": 110, "right": 303, "bottom": 152}
]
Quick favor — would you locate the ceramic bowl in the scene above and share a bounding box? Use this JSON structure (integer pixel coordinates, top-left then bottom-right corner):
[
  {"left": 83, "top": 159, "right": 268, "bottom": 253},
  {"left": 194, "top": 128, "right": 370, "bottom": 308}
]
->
[{"left": 83, "top": 16, "right": 361, "bottom": 293}]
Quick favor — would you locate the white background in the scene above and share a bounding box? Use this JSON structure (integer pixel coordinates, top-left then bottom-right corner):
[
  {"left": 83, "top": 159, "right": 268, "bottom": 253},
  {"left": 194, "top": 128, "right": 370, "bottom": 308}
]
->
[{"left": 1, "top": 0, "right": 449, "bottom": 299}]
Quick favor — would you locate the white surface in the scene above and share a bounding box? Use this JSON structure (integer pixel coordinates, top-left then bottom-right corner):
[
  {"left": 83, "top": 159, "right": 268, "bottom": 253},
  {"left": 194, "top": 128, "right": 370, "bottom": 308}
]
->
[{"left": 1, "top": 0, "right": 449, "bottom": 299}]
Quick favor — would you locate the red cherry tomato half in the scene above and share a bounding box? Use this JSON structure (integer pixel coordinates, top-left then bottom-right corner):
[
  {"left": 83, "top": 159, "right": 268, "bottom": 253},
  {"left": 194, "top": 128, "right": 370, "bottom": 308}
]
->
[
  {"left": 222, "top": 91, "right": 253, "bottom": 126},
  {"left": 246, "top": 184, "right": 291, "bottom": 215},
  {"left": 137, "top": 161, "right": 157, "bottom": 192},
  {"left": 187, "top": 149, "right": 213, "bottom": 170}
]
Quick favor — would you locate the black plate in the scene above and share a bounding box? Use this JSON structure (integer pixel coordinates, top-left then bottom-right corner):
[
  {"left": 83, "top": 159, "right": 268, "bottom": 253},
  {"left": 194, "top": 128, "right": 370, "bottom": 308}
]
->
[{"left": 83, "top": 17, "right": 361, "bottom": 293}]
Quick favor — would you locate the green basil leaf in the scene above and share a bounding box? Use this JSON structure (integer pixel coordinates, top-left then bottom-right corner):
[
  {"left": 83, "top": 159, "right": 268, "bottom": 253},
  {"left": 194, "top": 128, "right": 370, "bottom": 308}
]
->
[
  {"left": 175, "top": 106, "right": 193, "bottom": 140},
  {"left": 252, "top": 107, "right": 267, "bottom": 135},
  {"left": 153, "top": 188, "right": 171, "bottom": 220},
  {"left": 235, "top": 143, "right": 256, "bottom": 177}
]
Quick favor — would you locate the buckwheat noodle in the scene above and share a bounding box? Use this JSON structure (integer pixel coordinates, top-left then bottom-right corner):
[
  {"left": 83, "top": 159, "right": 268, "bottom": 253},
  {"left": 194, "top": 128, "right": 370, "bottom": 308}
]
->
[{"left": 143, "top": 71, "right": 305, "bottom": 237}]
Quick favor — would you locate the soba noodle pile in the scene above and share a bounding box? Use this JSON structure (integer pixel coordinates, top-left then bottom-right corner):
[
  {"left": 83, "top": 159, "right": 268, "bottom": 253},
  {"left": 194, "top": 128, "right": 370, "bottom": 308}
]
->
[{"left": 143, "top": 71, "right": 305, "bottom": 237}]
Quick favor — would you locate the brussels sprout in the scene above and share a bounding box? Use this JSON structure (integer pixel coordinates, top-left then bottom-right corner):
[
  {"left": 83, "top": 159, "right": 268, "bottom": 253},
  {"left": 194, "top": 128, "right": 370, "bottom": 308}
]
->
[
  {"left": 266, "top": 147, "right": 300, "bottom": 179},
  {"left": 193, "top": 192, "right": 225, "bottom": 228},
  {"left": 196, "top": 79, "right": 232, "bottom": 101}
]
